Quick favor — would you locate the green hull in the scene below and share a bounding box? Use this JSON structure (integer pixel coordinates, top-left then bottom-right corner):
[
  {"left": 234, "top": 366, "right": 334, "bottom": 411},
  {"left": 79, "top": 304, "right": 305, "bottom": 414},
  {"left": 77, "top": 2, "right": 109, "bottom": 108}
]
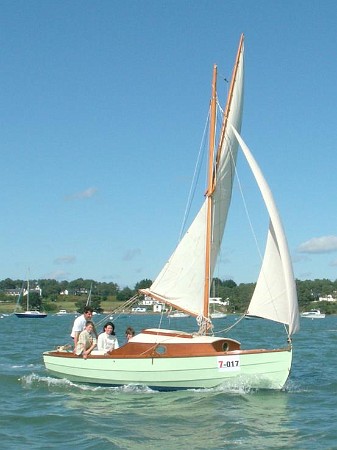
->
[{"left": 43, "top": 348, "right": 292, "bottom": 390}]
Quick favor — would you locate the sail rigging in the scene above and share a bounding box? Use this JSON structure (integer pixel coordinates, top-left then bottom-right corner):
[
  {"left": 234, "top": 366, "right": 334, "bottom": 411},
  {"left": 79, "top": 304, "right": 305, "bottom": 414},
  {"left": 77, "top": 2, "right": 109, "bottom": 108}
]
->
[{"left": 140, "top": 35, "right": 244, "bottom": 320}]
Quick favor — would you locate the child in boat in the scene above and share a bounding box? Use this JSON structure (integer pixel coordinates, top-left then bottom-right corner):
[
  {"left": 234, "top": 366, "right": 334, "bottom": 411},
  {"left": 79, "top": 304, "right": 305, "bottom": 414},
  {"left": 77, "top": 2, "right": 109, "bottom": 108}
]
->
[
  {"left": 75, "top": 320, "right": 97, "bottom": 359},
  {"left": 125, "top": 326, "right": 135, "bottom": 343}
]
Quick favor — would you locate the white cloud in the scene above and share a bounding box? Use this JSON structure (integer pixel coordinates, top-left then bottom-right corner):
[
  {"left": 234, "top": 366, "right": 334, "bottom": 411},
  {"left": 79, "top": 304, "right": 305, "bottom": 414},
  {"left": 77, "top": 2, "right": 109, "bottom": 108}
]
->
[
  {"left": 297, "top": 235, "right": 337, "bottom": 254},
  {"left": 43, "top": 270, "right": 71, "bottom": 280},
  {"left": 54, "top": 255, "right": 76, "bottom": 265},
  {"left": 65, "top": 187, "right": 98, "bottom": 200}
]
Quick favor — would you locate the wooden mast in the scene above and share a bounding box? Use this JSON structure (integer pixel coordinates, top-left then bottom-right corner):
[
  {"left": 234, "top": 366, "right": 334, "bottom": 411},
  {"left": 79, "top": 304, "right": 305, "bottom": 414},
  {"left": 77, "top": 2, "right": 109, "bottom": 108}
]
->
[
  {"left": 215, "top": 33, "right": 244, "bottom": 167},
  {"left": 203, "top": 64, "right": 217, "bottom": 319},
  {"left": 203, "top": 35, "right": 244, "bottom": 322}
]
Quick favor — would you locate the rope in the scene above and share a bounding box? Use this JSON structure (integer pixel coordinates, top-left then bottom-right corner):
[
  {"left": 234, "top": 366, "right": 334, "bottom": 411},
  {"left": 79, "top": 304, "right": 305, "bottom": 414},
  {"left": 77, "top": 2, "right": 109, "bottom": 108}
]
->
[
  {"left": 195, "top": 314, "right": 214, "bottom": 335},
  {"left": 95, "top": 294, "right": 139, "bottom": 329}
]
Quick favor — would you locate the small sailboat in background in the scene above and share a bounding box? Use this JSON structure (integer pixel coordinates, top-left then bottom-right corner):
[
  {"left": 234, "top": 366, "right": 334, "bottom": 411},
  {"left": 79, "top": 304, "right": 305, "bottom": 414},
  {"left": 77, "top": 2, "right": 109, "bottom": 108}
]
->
[
  {"left": 15, "top": 279, "right": 47, "bottom": 319},
  {"left": 209, "top": 298, "right": 227, "bottom": 319},
  {"left": 43, "top": 35, "right": 299, "bottom": 390},
  {"left": 86, "top": 283, "right": 93, "bottom": 307}
]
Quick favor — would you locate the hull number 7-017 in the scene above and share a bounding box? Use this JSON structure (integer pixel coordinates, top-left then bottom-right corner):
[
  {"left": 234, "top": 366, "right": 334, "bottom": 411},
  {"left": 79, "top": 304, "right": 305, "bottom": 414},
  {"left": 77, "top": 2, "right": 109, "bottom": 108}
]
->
[{"left": 217, "top": 355, "right": 240, "bottom": 372}]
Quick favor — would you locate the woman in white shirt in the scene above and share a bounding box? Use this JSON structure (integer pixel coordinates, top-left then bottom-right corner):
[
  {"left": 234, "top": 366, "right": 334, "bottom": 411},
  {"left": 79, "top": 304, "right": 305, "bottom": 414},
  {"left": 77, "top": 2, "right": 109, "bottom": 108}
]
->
[{"left": 97, "top": 321, "right": 119, "bottom": 353}]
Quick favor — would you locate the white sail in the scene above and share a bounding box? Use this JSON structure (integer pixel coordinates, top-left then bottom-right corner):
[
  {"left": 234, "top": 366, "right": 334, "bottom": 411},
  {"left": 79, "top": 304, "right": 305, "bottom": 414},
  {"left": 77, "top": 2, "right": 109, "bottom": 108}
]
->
[
  {"left": 231, "top": 126, "right": 300, "bottom": 335},
  {"left": 141, "top": 40, "right": 245, "bottom": 317},
  {"left": 142, "top": 201, "right": 208, "bottom": 316},
  {"left": 210, "top": 45, "right": 244, "bottom": 277}
]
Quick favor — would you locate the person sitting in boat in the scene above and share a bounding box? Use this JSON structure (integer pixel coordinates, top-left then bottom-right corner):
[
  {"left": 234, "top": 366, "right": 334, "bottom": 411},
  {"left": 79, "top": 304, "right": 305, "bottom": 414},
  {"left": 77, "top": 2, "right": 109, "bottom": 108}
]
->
[
  {"left": 97, "top": 322, "right": 119, "bottom": 353},
  {"left": 75, "top": 320, "right": 97, "bottom": 359},
  {"left": 71, "top": 306, "right": 94, "bottom": 352},
  {"left": 125, "top": 326, "right": 135, "bottom": 343}
]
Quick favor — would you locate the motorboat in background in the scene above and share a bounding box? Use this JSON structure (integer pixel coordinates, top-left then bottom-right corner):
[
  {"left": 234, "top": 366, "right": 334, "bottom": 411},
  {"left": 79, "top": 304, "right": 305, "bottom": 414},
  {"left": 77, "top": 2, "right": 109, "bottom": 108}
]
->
[
  {"left": 167, "top": 311, "right": 189, "bottom": 318},
  {"left": 301, "top": 309, "right": 325, "bottom": 319}
]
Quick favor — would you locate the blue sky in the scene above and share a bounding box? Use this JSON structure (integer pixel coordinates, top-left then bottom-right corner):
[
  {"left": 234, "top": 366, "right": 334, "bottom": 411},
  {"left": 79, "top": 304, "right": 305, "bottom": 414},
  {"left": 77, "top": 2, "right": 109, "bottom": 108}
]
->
[{"left": 1, "top": 0, "right": 337, "bottom": 288}]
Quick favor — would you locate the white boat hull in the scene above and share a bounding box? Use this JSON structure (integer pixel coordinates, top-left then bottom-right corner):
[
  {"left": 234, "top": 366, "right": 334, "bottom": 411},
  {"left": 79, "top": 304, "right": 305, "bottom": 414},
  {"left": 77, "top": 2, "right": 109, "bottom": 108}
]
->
[
  {"left": 15, "top": 311, "right": 47, "bottom": 318},
  {"left": 300, "top": 309, "right": 325, "bottom": 319},
  {"left": 210, "top": 312, "right": 227, "bottom": 319},
  {"left": 301, "top": 314, "right": 325, "bottom": 319},
  {"left": 168, "top": 312, "right": 189, "bottom": 318}
]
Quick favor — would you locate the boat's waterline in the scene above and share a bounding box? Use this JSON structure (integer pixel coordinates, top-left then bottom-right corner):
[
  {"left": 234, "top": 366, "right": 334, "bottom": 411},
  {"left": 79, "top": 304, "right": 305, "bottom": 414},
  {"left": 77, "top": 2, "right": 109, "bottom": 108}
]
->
[{"left": 43, "top": 346, "right": 292, "bottom": 391}]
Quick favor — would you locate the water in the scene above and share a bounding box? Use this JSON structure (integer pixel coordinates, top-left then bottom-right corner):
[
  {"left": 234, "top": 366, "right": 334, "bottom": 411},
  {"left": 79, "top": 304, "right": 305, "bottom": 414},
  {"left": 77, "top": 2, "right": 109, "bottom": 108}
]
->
[{"left": 1, "top": 313, "right": 337, "bottom": 449}]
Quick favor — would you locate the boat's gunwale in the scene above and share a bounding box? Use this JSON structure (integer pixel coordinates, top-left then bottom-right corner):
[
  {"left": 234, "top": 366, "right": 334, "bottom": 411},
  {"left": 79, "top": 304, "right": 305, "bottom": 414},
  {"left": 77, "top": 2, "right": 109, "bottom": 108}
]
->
[{"left": 44, "top": 343, "right": 292, "bottom": 360}]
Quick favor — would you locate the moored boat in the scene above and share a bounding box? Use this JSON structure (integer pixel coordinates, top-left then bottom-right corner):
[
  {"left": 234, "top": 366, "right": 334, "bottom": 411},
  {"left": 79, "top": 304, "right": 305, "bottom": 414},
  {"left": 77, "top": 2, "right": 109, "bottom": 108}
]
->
[
  {"left": 301, "top": 309, "right": 325, "bottom": 319},
  {"left": 167, "top": 311, "right": 189, "bottom": 318},
  {"left": 15, "top": 279, "right": 47, "bottom": 319},
  {"left": 210, "top": 311, "right": 227, "bottom": 319},
  {"left": 15, "top": 310, "right": 47, "bottom": 318}
]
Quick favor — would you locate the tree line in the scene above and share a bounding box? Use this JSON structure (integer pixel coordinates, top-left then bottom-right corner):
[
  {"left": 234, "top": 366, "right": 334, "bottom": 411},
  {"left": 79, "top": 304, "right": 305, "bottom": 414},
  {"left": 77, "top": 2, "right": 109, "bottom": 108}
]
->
[{"left": 1, "top": 276, "right": 337, "bottom": 314}]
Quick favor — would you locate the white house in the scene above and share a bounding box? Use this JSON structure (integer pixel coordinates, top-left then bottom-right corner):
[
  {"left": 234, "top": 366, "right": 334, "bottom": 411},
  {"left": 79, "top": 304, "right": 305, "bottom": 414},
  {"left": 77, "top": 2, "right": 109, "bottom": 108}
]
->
[{"left": 318, "top": 295, "right": 336, "bottom": 302}]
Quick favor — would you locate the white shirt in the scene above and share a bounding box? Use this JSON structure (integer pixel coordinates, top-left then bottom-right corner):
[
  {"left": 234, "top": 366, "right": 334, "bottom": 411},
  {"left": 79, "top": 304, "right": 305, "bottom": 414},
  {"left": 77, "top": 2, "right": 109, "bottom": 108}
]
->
[
  {"left": 71, "top": 315, "right": 87, "bottom": 338},
  {"left": 97, "top": 333, "right": 119, "bottom": 352}
]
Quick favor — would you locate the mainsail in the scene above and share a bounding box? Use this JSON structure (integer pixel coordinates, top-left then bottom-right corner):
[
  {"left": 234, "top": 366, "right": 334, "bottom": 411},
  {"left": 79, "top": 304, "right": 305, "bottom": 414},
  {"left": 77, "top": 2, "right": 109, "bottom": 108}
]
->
[{"left": 140, "top": 37, "right": 245, "bottom": 317}]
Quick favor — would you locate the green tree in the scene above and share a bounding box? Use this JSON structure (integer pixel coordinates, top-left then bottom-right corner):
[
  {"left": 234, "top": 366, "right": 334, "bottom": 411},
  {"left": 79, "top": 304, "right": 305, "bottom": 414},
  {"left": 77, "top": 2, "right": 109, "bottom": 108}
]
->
[
  {"left": 19, "top": 291, "right": 42, "bottom": 310},
  {"left": 0, "top": 278, "right": 17, "bottom": 289},
  {"left": 134, "top": 279, "right": 152, "bottom": 290},
  {"left": 39, "top": 279, "right": 61, "bottom": 297},
  {"left": 117, "top": 287, "right": 135, "bottom": 302}
]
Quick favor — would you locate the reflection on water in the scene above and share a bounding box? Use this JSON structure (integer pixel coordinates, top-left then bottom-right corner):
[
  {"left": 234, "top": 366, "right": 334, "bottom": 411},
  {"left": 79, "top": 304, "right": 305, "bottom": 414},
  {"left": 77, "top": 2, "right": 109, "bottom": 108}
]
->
[{"left": 47, "top": 379, "right": 293, "bottom": 450}]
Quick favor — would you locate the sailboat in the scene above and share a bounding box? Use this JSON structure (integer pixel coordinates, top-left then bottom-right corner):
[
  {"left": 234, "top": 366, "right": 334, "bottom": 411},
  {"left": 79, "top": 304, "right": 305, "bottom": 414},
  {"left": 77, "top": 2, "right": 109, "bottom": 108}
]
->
[
  {"left": 86, "top": 283, "right": 93, "bottom": 307},
  {"left": 209, "top": 298, "right": 227, "bottom": 319},
  {"left": 15, "top": 280, "right": 47, "bottom": 319},
  {"left": 43, "top": 35, "right": 300, "bottom": 390}
]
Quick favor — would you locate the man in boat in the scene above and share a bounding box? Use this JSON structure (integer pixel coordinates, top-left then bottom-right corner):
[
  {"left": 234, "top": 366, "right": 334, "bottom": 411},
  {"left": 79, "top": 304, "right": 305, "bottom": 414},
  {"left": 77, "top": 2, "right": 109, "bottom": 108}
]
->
[{"left": 70, "top": 306, "right": 94, "bottom": 352}]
